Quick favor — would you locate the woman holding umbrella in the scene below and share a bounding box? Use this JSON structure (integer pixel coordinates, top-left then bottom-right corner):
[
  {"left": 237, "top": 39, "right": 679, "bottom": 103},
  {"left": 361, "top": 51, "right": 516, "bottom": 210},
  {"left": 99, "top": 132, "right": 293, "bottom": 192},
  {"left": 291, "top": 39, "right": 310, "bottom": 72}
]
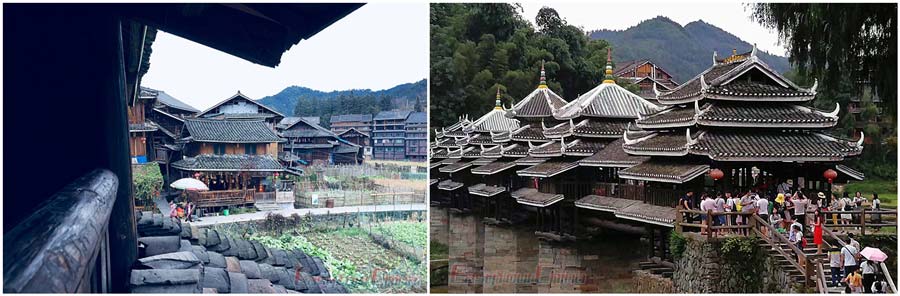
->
[
  {"left": 170, "top": 177, "right": 209, "bottom": 220},
  {"left": 859, "top": 247, "right": 888, "bottom": 293}
]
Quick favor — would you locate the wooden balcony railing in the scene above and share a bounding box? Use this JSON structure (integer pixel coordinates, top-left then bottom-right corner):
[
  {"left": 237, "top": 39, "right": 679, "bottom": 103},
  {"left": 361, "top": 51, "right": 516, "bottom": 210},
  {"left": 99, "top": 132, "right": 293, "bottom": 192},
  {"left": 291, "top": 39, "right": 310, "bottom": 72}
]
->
[
  {"left": 820, "top": 208, "right": 897, "bottom": 235},
  {"left": 4, "top": 169, "right": 117, "bottom": 293},
  {"left": 187, "top": 189, "right": 253, "bottom": 208}
]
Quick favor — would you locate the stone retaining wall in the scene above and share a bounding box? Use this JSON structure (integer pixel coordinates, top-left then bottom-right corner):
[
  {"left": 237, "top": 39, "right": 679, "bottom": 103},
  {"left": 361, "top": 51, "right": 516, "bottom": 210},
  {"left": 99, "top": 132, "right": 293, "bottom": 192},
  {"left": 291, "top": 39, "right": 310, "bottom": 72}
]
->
[{"left": 673, "top": 233, "right": 795, "bottom": 293}]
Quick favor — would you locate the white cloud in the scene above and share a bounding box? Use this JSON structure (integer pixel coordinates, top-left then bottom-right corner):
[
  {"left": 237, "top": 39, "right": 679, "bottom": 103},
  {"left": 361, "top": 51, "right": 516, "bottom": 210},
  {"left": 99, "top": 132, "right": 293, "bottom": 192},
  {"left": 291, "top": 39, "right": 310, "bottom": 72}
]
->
[{"left": 142, "top": 3, "right": 429, "bottom": 110}]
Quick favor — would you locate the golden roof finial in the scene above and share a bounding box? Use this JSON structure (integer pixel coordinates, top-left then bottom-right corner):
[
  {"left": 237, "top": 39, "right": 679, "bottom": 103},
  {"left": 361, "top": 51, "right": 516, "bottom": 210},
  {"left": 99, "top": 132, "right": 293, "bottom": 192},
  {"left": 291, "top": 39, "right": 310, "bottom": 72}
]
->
[
  {"left": 494, "top": 87, "right": 502, "bottom": 110},
  {"left": 603, "top": 47, "right": 616, "bottom": 84}
]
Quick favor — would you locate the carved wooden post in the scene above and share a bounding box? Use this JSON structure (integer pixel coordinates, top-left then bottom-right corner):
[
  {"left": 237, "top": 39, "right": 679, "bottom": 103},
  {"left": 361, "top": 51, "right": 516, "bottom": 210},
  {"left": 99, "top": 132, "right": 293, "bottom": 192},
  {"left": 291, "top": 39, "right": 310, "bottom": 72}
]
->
[
  {"left": 860, "top": 207, "right": 866, "bottom": 236},
  {"left": 675, "top": 205, "right": 683, "bottom": 234},
  {"left": 805, "top": 257, "right": 815, "bottom": 288},
  {"left": 749, "top": 213, "right": 758, "bottom": 237},
  {"left": 706, "top": 209, "right": 713, "bottom": 240}
]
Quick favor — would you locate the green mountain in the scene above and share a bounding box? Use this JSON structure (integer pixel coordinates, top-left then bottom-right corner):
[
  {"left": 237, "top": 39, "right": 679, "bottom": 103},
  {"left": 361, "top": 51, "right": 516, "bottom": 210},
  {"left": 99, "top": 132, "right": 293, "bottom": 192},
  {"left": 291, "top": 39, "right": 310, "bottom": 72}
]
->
[
  {"left": 256, "top": 79, "right": 426, "bottom": 125},
  {"left": 588, "top": 17, "right": 791, "bottom": 83}
]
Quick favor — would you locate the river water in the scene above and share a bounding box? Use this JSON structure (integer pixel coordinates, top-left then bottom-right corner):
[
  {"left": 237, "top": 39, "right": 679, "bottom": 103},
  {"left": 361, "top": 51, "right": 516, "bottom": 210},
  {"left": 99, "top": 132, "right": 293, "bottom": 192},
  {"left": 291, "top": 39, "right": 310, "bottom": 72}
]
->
[{"left": 430, "top": 206, "right": 644, "bottom": 293}]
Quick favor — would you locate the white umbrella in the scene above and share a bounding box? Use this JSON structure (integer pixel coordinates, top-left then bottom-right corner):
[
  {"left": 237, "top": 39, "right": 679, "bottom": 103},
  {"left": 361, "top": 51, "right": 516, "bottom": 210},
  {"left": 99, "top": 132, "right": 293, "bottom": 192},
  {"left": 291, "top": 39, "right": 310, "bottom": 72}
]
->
[{"left": 170, "top": 178, "right": 209, "bottom": 191}]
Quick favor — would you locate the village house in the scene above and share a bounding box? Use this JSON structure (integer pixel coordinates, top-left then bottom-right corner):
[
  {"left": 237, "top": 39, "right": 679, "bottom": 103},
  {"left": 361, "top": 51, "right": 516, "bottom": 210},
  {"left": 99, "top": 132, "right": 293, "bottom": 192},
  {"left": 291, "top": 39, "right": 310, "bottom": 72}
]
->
[
  {"left": 330, "top": 113, "right": 373, "bottom": 135},
  {"left": 196, "top": 91, "right": 285, "bottom": 129},
  {"left": 171, "top": 118, "right": 288, "bottom": 209},
  {"left": 614, "top": 59, "right": 680, "bottom": 99},
  {"left": 373, "top": 110, "right": 412, "bottom": 160},
  {"left": 278, "top": 117, "right": 364, "bottom": 165},
  {"left": 405, "top": 111, "right": 428, "bottom": 161}
]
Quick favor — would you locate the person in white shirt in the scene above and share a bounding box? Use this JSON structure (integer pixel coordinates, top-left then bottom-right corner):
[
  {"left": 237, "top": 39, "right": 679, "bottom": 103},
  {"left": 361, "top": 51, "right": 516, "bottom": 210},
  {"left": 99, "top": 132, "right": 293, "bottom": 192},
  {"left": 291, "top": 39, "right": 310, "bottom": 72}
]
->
[
  {"left": 860, "top": 259, "right": 878, "bottom": 293},
  {"left": 724, "top": 192, "right": 736, "bottom": 232},
  {"left": 829, "top": 249, "right": 843, "bottom": 287},
  {"left": 791, "top": 192, "right": 809, "bottom": 234},
  {"left": 714, "top": 193, "right": 726, "bottom": 230},
  {"left": 699, "top": 193, "right": 716, "bottom": 235},
  {"left": 757, "top": 196, "right": 770, "bottom": 236},
  {"left": 840, "top": 244, "right": 859, "bottom": 276}
]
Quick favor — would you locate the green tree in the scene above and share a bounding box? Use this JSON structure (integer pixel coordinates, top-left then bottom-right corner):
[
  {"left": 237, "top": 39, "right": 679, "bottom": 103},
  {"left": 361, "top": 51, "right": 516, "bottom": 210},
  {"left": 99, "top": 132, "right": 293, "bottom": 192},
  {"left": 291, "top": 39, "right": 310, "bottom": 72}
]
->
[
  {"left": 133, "top": 164, "right": 163, "bottom": 205},
  {"left": 751, "top": 3, "right": 897, "bottom": 115},
  {"left": 414, "top": 96, "right": 423, "bottom": 112}
]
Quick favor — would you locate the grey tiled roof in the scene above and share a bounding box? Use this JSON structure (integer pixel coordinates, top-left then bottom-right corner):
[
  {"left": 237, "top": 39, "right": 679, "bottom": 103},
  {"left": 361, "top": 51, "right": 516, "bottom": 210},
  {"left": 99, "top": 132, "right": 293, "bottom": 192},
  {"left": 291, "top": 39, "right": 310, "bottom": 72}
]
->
[
  {"left": 467, "top": 109, "right": 519, "bottom": 133},
  {"left": 471, "top": 161, "right": 516, "bottom": 175},
  {"left": 516, "top": 160, "right": 580, "bottom": 178},
  {"left": 618, "top": 160, "right": 709, "bottom": 184},
  {"left": 141, "top": 86, "right": 200, "bottom": 113},
  {"left": 658, "top": 53, "right": 814, "bottom": 104},
  {"left": 171, "top": 154, "right": 284, "bottom": 172},
  {"left": 330, "top": 114, "right": 372, "bottom": 123},
  {"left": 406, "top": 112, "right": 427, "bottom": 124},
  {"left": 516, "top": 191, "right": 564, "bottom": 208},
  {"left": 696, "top": 103, "right": 837, "bottom": 127},
  {"left": 505, "top": 87, "right": 568, "bottom": 118},
  {"left": 636, "top": 105, "right": 698, "bottom": 129},
  {"left": 130, "top": 122, "right": 159, "bottom": 132},
  {"left": 511, "top": 125, "right": 549, "bottom": 142},
  {"left": 467, "top": 184, "right": 506, "bottom": 197},
  {"left": 555, "top": 83, "right": 661, "bottom": 119},
  {"left": 692, "top": 131, "right": 862, "bottom": 161},
  {"left": 622, "top": 130, "right": 692, "bottom": 156},
  {"left": 579, "top": 138, "right": 649, "bottom": 168},
  {"left": 184, "top": 119, "right": 284, "bottom": 143},
  {"left": 575, "top": 195, "right": 640, "bottom": 213},
  {"left": 374, "top": 110, "right": 411, "bottom": 121}
]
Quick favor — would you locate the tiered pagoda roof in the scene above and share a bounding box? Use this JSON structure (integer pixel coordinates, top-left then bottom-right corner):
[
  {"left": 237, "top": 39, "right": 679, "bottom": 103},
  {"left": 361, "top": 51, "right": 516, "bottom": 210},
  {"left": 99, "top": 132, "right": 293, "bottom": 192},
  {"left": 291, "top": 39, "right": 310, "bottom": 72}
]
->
[
  {"left": 619, "top": 46, "right": 864, "bottom": 183},
  {"left": 512, "top": 49, "right": 662, "bottom": 185}
]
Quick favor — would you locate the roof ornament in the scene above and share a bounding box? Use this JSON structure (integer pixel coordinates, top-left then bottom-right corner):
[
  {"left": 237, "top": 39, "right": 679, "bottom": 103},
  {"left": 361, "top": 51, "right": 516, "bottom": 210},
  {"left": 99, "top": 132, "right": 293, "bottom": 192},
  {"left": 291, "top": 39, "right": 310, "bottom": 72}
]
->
[
  {"left": 623, "top": 131, "right": 636, "bottom": 145},
  {"left": 539, "top": 60, "right": 548, "bottom": 89},
  {"left": 685, "top": 128, "right": 699, "bottom": 146},
  {"left": 480, "top": 144, "right": 485, "bottom": 151},
  {"left": 652, "top": 83, "right": 661, "bottom": 101},
  {"left": 560, "top": 137, "right": 567, "bottom": 154},
  {"left": 751, "top": 43, "right": 758, "bottom": 58},
  {"left": 541, "top": 118, "right": 547, "bottom": 130},
  {"left": 528, "top": 141, "right": 535, "bottom": 150},
  {"left": 856, "top": 131, "right": 865, "bottom": 147},
  {"left": 699, "top": 74, "right": 709, "bottom": 93},
  {"left": 694, "top": 100, "right": 701, "bottom": 117},
  {"left": 494, "top": 87, "right": 503, "bottom": 110},
  {"left": 823, "top": 102, "right": 840, "bottom": 118},
  {"left": 807, "top": 79, "right": 819, "bottom": 94},
  {"left": 712, "top": 51, "right": 718, "bottom": 65},
  {"left": 569, "top": 118, "right": 575, "bottom": 133},
  {"left": 603, "top": 47, "right": 616, "bottom": 84}
]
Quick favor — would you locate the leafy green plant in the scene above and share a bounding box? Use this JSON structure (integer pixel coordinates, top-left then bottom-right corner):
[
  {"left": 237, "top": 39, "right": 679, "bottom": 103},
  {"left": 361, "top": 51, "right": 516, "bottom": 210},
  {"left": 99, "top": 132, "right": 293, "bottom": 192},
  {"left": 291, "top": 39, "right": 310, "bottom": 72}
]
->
[
  {"left": 373, "top": 222, "right": 427, "bottom": 247},
  {"left": 132, "top": 164, "right": 163, "bottom": 204},
  {"left": 669, "top": 231, "right": 687, "bottom": 259}
]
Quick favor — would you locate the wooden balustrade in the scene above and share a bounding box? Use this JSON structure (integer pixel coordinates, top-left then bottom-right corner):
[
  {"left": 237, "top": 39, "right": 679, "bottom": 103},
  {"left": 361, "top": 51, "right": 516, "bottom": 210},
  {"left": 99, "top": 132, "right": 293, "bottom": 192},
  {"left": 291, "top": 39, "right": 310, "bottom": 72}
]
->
[
  {"left": 4, "top": 169, "right": 118, "bottom": 293},
  {"left": 820, "top": 208, "right": 896, "bottom": 235}
]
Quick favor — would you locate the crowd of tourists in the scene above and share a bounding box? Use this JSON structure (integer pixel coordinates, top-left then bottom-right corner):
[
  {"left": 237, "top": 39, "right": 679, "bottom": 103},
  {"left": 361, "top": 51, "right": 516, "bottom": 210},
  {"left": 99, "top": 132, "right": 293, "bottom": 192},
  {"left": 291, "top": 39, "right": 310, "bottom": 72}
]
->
[{"left": 678, "top": 180, "right": 890, "bottom": 293}]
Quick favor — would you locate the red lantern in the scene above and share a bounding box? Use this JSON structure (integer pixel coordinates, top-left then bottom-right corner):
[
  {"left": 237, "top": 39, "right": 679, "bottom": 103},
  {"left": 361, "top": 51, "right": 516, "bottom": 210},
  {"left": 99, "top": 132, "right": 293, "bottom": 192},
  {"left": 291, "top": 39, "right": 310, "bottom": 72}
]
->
[
  {"left": 824, "top": 169, "right": 838, "bottom": 184},
  {"left": 709, "top": 168, "right": 724, "bottom": 181}
]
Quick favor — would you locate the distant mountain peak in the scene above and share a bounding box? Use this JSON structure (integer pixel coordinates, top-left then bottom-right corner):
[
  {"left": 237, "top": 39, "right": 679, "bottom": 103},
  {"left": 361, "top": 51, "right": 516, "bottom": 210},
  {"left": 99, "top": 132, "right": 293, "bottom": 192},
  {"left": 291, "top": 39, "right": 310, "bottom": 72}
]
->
[{"left": 588, "top": 17, "right": 790, "bottom": 83}]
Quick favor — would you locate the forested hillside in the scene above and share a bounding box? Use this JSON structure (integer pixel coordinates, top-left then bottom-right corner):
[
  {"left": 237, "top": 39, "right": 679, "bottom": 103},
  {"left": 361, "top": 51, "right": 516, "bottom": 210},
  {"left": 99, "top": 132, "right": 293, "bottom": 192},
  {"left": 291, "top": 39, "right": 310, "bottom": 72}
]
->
[
  {"left": 588, "top": 16, "right": 791, "bottom": 83},
  {"left": 257, "top": 79, "right": 426, "bottom": 127},
  {"left": 430, "top": 4, "right": 620, "bottom": 130}
]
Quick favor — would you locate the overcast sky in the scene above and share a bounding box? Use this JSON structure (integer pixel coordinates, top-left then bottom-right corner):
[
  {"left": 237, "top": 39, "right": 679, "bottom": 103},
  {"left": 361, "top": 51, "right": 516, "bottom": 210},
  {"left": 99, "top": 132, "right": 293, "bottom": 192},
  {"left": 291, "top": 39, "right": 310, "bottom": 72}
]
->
[
  {"left": 142, "top": 3, "right": 428, "bottom": 110},
  {"left": 519, "top": 2, "right": 786, "bottom": 56}
]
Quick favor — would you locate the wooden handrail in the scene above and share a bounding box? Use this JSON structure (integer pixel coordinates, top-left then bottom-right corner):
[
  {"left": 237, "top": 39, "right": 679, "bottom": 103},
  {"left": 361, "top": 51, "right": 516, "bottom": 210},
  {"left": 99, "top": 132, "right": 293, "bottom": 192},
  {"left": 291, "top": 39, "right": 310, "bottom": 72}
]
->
[
  {"left": 815, "top": 259, "right": 827, "bottom": 294},
  {"left": 878, "top": 262, "right": 897, "bottom": 293},
  {"left": 4, "top": 169, "right": 118, "bottom": 293},
  {"left": 751, "top": 214, "right": 810, "bottom": 286}
]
